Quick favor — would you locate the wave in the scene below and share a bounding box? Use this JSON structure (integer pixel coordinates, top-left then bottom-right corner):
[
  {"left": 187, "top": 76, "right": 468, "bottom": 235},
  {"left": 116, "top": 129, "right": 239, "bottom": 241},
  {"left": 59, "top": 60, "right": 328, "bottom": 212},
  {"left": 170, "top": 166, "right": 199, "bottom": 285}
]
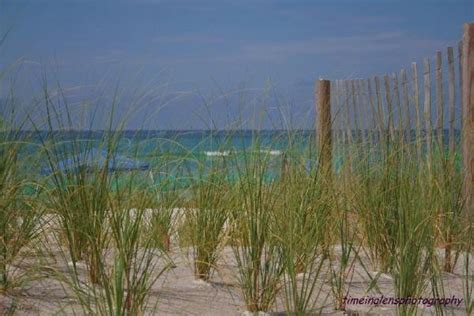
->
[
  {"left": 205, "top": 150, "right": 231, "bottom": 157},
  {"left": 260, "top": 149, "right": 282, "bottom": 156},
  {"left": 204, "top": 149, "right": 282, "bottom": 157}
]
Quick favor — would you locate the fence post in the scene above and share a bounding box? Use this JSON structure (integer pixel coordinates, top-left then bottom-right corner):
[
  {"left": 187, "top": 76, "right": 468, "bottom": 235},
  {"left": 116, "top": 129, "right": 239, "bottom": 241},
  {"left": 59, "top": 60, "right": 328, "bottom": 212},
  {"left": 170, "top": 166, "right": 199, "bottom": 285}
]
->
[
  {"left": 317, "top": 79, "right": 332, "bottom": 177},
  {"left": 423, "top": 58, "right": 433, "bottom": 173},
  {"left": 462, "top": 23, "right": 474, "bottom": 216}
]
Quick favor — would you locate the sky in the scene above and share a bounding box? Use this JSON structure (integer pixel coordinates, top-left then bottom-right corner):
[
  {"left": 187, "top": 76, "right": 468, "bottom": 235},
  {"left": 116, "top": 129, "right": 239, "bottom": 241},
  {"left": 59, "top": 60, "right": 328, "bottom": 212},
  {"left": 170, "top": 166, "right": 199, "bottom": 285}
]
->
[{"left": 0, "top": 0, "right": 473, "bottom": 129}]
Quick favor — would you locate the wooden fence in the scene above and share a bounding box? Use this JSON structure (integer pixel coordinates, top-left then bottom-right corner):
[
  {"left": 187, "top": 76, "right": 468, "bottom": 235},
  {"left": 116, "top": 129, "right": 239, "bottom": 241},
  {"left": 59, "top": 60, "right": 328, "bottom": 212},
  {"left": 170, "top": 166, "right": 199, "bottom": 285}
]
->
[{"left": 315, "top": 22, "right": 473, "bottom": 215}]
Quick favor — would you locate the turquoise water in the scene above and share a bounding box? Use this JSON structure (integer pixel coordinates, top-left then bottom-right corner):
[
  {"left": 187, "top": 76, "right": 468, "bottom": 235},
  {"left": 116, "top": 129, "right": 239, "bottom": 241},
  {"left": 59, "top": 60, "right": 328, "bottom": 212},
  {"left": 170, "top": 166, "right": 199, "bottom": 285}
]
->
[
  {"left": 8, "top": 129, "right": 462, "bottom": 189},
  {"left": 11, "top": 130, "right": 316, "bottom": 189}
]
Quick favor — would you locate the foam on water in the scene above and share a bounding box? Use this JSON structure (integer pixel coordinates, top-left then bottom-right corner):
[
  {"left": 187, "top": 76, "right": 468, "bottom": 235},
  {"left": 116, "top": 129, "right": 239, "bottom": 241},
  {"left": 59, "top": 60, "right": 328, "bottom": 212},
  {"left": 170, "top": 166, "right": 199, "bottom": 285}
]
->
[
  {"left": 205, "top": 150, "right": 231, "bottom": 157},
  {"left": 260, "top": 149, "right": 282, "bottom": 155}
]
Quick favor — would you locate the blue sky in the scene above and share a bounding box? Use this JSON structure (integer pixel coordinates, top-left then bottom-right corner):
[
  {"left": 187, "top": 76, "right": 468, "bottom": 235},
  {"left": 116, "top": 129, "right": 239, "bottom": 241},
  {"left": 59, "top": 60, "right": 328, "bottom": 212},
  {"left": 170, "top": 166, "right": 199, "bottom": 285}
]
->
[{"left": 0, "top": 0, "right": 473, "bottom": 129}]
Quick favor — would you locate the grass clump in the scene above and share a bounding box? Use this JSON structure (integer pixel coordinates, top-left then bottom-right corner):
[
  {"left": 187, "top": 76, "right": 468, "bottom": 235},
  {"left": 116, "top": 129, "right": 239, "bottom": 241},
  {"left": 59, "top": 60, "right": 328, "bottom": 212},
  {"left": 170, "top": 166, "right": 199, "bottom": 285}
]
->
[
  {"left": 186, "top": 165, "right": 230, "bottom": 281},
  {"left": 276, "top": 155, "right": 331, "bottom": 315},
  {"left": 36, "top": 93, "right": 174, "bottom": 314},
  {"left": 329, "top": 180, "right": 359, "bottom": 312},
  {"left": 0, "top": 117, "right": 43, "bottom": 292},
  {"left": 99, "top": 188, "right": 172, "bottom": 315},
  {"left": 43, "top": 139, "right": 114, "bottom": 284},
  {"left": 59, "top": 183, "right": 173, "bottom": 316},
  {"left": 229, "top": 145, "right": 285, "bottom": 313}
]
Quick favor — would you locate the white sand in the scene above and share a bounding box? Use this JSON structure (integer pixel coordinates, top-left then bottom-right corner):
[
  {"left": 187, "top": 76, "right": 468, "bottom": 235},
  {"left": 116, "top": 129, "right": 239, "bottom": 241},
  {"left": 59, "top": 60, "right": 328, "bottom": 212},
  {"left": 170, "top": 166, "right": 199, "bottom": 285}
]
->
[{"left": 0, "top": 216, "right": 472, "bottom": 315}]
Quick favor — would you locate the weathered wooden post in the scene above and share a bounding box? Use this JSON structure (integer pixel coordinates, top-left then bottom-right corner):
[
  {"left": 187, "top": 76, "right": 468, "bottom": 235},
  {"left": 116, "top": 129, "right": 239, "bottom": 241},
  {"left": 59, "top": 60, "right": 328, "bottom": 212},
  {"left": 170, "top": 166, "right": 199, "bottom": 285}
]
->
[
  {"left": 317, "top": 79, "right": 332, "bottom": 177},
  {"left": 463, "top": 23, "right": 474, "bottom": 216},
  {"left": 447, "top": 47, "right": 456, "bottom": 156}
]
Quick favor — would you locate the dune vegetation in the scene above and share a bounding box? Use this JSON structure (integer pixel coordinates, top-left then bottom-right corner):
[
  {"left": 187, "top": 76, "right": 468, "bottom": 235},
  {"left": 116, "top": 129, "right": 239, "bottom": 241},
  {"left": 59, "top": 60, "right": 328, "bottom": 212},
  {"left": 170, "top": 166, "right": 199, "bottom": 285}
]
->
[{"left": 0, "top": 77, "right": 472, "bottom": 316}]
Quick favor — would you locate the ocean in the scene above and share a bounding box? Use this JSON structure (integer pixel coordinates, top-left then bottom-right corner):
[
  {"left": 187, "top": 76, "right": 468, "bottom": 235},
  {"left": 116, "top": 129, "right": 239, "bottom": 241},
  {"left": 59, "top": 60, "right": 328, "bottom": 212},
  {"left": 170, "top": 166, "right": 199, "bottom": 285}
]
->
[
  {"left": 6, "top": 129, "right": 462, "bottom": 188},
  {"left": 8, "top": 130, "right": 317, "bottom": 188}
]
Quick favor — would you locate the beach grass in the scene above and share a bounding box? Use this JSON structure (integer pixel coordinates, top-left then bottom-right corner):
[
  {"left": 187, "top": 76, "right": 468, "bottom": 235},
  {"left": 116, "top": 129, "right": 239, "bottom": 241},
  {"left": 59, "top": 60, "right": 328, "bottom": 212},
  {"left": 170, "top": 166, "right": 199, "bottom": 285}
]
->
[{"left": 0, "top": 84, "right": 471, "bottom": 315}]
